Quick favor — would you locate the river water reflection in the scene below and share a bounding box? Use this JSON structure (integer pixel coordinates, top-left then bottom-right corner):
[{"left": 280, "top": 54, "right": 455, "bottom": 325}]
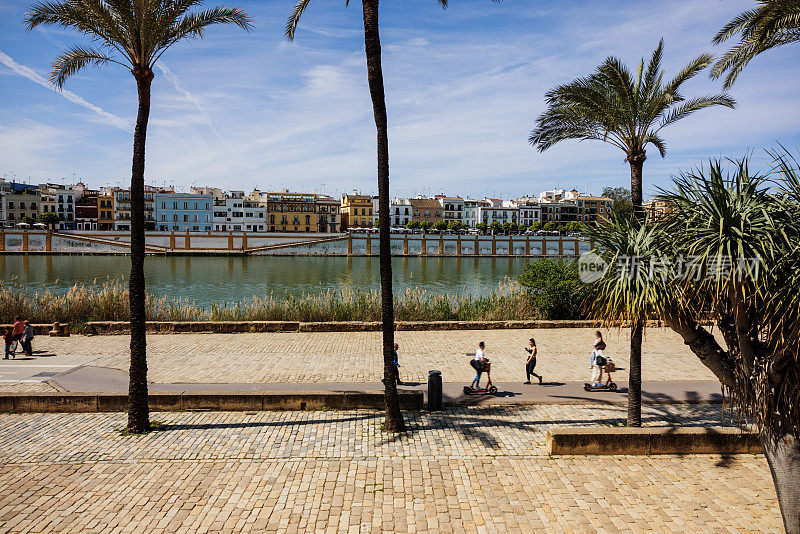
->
[{"left": 1, "top": 255, "right": 539, "bottom": 306}]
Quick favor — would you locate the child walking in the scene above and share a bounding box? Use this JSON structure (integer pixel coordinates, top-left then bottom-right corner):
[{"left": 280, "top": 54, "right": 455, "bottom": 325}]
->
[{"left": 3, "top": 326, "right": 14, "bottom": 360}]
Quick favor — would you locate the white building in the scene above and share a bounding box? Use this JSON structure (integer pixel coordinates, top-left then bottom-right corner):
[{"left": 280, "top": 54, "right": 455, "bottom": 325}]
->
[
  {"left": 390, "top": 198, "right": 412, "bottom": 227},
  {"left": 477, "top": 198, "right": 518, "bottom": 228},
  {"left": 213, "top": 191, "right": 245, "bottom": 231},
  {"left": 508, "top": 198, "right": 541, "bottom": 227},
  {"left": 462, "top": 199, "right": 486, "bottom": 229},
  {"left": 38, "top": 184, "right": 76, "bottom": 230},
  {"left": 372, "top": 196, "right": 380, "bottom": 227}
]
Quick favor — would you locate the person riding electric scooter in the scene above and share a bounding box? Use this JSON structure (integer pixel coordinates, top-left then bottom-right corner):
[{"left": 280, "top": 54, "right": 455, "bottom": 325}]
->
[{"left": 464, "top": 341, "right": 497, "bottom": 395}]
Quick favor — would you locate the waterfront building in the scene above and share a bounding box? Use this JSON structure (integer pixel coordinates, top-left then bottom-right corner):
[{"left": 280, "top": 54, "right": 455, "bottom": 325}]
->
[
  {"left": 573, "top": 195, "right": 613, "bottom": 224},
  {"left": 390, "top": 198, "right": 412, "bottom": 227},
  {"left": 508, "top": 198, "right": 541, "bottom": 227},
  {"left": 265, "top": 190, "right": 317, "bottom": 233},
  {"left": 112, "top": 188, "right": 156, "bottom": 231},
  {"left": 410, "top": 197, "right": 442, "bottom": 224},
  {"left": 340, "top": 194, "right": 373, "bottom": 229},
  {"left": 0, "top": 184, "right": 40, "bottom": 227},
  {"left": 97, "top": 191, "right": 114, "bottom": 230},
  {"left": 74, "top": 183, "right": 99, "bottom": 230},
  {"left": 38, "top": 184, "right": 75, "bottom": 230},
  {"left": 315, "top": 195, "right": 340, "bottom": 233},
  {"left": 462, "top": 199, "right": 486, "bottom": 229},
  {"left": 156, "top": 192, "right": 213, "bottom": 232},
  {"left": 437, "top": 196, "right": 464, "bottom": 226},
  {"left": 476, "top": 198, "right": 517, "bottom": 228}
]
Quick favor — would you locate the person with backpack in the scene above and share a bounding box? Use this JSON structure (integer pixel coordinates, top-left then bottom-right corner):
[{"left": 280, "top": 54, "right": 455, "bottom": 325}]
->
[{"left": 589, "top": 331, "right": 607, "bottom": 387}]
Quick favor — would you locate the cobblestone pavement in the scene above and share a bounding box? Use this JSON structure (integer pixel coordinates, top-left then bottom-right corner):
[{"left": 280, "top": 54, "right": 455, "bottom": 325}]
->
[
  {"left": 0, "top": 405, "right": 782, "bottom": 533},
  {"left": 7, "top": 328, "right": 720, "bottom": 388}
]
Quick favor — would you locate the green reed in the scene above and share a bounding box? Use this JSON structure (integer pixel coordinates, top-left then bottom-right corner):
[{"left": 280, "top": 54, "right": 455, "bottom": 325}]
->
[{"left": 0, "top": 277, "right": 537, "bottom": 326}]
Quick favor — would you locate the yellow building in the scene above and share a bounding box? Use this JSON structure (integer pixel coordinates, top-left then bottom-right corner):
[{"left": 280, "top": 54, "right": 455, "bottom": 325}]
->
[
  {"left": 340, "top": 194, "right": 373, "bottom": 229},
  {"left": 97, "top": 192, "right": 114, "bottom": 230},
  {"left": 573, "top": 195, "right": 613, "bottom": 225},
  {"left": 265, "top": 191, "right": 317, "bottom": 233}
]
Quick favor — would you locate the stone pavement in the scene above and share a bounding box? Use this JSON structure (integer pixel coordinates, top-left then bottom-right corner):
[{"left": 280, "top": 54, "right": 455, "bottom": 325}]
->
[
  {"left": 0, "top": 405, "right": 782, "bottom": 533},
  {"left": 0, "top": 328, "right": 720, "bottom": 392}
]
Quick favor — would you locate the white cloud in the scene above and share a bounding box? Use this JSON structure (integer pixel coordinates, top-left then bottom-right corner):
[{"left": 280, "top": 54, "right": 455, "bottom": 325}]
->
[{"left": 0, "top": 48, "right": 131, "bottom": 132}]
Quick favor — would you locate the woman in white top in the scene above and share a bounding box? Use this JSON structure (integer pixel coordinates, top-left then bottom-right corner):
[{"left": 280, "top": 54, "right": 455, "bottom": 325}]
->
[{"left": 470, "top": 342, "right": 486, "bottom": 389}]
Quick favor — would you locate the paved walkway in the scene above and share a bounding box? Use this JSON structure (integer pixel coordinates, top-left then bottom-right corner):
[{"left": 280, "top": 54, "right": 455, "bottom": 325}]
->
[
  {"left": 0, "top": 328, "right": 720, "bottom": 393},
  {"left": 0, "top": 405, "right": 781, "bottom": 533}
]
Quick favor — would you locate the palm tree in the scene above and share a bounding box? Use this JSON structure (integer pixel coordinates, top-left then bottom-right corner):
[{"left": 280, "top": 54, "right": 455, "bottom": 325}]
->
[
  {"left": 25, "top": 0, "right": 252, "bottom": 433},
  {"left": 529, "top": 40, "right": 735, "bottom": 426},
  {"left": 586, "top": 156, "right": 800, "bottom": 531},
  {"left": 712, "top": 0, "right": 800, "bottom": 88},
  {"left": 287, "top": 0, "right": 449, "bottom": 432}
]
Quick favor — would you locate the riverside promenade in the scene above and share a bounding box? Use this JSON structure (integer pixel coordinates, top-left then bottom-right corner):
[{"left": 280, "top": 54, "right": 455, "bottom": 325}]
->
[{"left": 0, "top": 327, "right": 784, "bottom": 532}]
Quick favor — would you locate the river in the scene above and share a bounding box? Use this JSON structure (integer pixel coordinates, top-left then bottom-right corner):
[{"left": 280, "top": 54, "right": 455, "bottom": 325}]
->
[{"left": 1, "top": 255, "right": 536, "bottom": 306}]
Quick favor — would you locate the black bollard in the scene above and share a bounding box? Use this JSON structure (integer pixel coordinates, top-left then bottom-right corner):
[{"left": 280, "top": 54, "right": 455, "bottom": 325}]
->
[{"left": 428, "top": 370, "right": 442, "bottom": 411}]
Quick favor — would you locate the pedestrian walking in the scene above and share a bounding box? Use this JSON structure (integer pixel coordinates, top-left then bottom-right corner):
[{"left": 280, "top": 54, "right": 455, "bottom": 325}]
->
[
  {"left": 21, "top": 321, "right": 34, "bottom": 357},
  {"left": 524, "top": 337, "right": 542, "bottom": 384},
  {"left": 392, "top": 343, "right": 402, "bottom": 385},
  {"left": 11, "top": 316, "right": 24, "bottom": 345},
  {"left": 3, "top": 326, "right": 13, "bottom": 360}
]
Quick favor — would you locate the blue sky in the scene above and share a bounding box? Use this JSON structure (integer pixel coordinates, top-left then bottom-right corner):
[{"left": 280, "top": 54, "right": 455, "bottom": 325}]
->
[{"left": 1, "top": 0, "right": 799, "bottom": 200}]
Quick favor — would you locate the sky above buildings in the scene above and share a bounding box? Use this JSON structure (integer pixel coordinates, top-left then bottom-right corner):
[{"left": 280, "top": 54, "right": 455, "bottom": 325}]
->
[{"left": 0, "top": 0, "right": 799, "bottom": 199}]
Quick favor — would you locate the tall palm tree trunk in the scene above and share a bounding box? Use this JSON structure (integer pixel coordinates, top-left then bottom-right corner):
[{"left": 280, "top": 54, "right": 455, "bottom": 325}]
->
[
  {"left": 762, "top": 432, "right": 800, "bottom": 534},
  {"left": 127, "top": 69, "right": 153, "bottom": 433},
  {"left": 628, "top": 155, "right": 645, "bottom": 427},
  {"left": 361, "top": 0, "right": 405, "bottom": 432}
]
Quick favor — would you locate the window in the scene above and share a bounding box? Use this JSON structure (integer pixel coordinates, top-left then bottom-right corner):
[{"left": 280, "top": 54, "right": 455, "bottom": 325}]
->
[
  {"left": 173, "top": 214, "right": 178, "bottom": 222},
  {"left": 183, "top": 215, "right": 189, "bottom": 222},
  {"left": 305, "top": 215, "right": 310, "bottom": 225},
  {"left": 161, "top": 202, "right": 166, "bottom": 209},
  {"left": 183, "top": 202, "right": 188, "bottom": 210},
  {"left": 19, "top": 202, "right": 25, "bottom": 210},
  {"left": 7, "top": 202, "right": 13, "bottom": 209},
  {"left": 193, "top": 215, "right": 198, "bottom": 222},
  {"left": 193, "top": 202, "right": 198, "bottom": 210}
]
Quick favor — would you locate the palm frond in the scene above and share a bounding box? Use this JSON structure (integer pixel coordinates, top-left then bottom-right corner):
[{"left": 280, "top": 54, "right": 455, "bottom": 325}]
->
[
  {"left": 285, "top": 0, "right": 312, "bottom": 40},
  {"left": 658, "top": 94, "right": 736, "bottom": 130},
  {"left": 50, "top": 45, "right": 125, "bottom": 87}
]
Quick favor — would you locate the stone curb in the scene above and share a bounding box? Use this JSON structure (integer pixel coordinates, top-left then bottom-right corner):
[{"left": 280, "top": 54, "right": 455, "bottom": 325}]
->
[
  {"left": 546, "top": 427, "right": 760, "bottom": 455},
  {"left": 78, "top": 319, "right": 661, "bottom": 335},
  {"left": 0, "top": 391, "right": 424, "bottom": 413}
]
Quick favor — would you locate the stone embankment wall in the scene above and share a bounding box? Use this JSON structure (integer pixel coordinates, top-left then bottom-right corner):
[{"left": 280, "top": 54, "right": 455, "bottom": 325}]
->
[{"left": 0, "top": 229, "right": 594, "bottom": 257}]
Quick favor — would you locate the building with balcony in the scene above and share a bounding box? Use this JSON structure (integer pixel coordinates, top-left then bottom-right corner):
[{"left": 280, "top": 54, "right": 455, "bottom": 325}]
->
[
  {"left": 410, "top": 197, "right": 443, "bottom": 224},
  {"left": 156, "top": 192, "right": 213, "bottom": 232},
  {"left": 264, "top": 191, "right": 317, "bottom": 233},
  {"left": 390, "top": 198, "right": 412, "bottom": 227},
  {"left": 38, "top": 184, "right": 75, "bottom": 230},
  {"left": 340, "top": 194, "right": 373, "bottom": 229},
  {"left": 74, "top": 183, "right": 99, "bottom": 230},
  {"left": 437, "top": 196, "right": 464, "bottom": 225},
  {"left": 111, "top": 189, "right": 156, "bottom": 231},
  {"left": 315, "top": 195, "right": 340, "bottom": 233},
  {"left": 0, "top": 184, "right": 40, "bottom": 227}
]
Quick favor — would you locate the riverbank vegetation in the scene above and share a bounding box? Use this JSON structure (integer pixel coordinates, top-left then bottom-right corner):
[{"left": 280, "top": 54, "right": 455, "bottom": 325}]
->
[{"left": 0, "top": 278, "right": 538, "bottom": 327}]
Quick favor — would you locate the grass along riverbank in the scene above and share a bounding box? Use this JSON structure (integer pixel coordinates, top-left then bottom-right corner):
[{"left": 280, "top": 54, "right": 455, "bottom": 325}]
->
[{"left": 0, "top": 279, "right": 536, "bottom": 327}]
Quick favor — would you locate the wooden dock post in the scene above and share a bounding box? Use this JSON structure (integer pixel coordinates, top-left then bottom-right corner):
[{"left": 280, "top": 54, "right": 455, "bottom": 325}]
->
[
  {"left": 347, "top": 234, "right": 353, "bottom": 256},
  {"left": 475, "top": 236, "right": 479, "bottom": 256},
  {"left": 185, "top": 231, "right": 191, "bottom": 250},
  {"left": 228, "top": 231, "right": 233, "bottom": 251},
  {"left": 525, "top": 236, "right": 530, "bottom": 256},
  {"left": 542, "top": 238, "right": 547, "bottom": 256},
  {"left": 242, "top": 234, "right": 248, "bottom": 251},
  {"left": 0, "top": 229, "right": 4, "bottom": 251},
  {"left": 421, "top": 235, "right": 426, "bottom": 256},
  {"left": 558, "top": 237, "right": 563, "bottom": 256},
  {"left": 22, "top": 230, "right": 28, "bottom": 252},
  {"left": 403, "top": 235, "right": 408, "bottom": 255},
  {"left": 491, "top": 236, "right": 496, "bottom": 256},
  {"left": 170, "top": 231, "right": 176, "bottom": 249},
  {"left": 456, "top": 236, "right": 461, "bottom": 255},
  {"left": 508, "top": 236, "right": 513, "bottom": 256},
  {"left": 438, "top": 236, "right": 444, "bottom": 256},
  {"left": 366, "top": 234, "right": 372, "bottom": 255},
  {"left": 45, "top": 230, "right": 52, "bottom": 252}
]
